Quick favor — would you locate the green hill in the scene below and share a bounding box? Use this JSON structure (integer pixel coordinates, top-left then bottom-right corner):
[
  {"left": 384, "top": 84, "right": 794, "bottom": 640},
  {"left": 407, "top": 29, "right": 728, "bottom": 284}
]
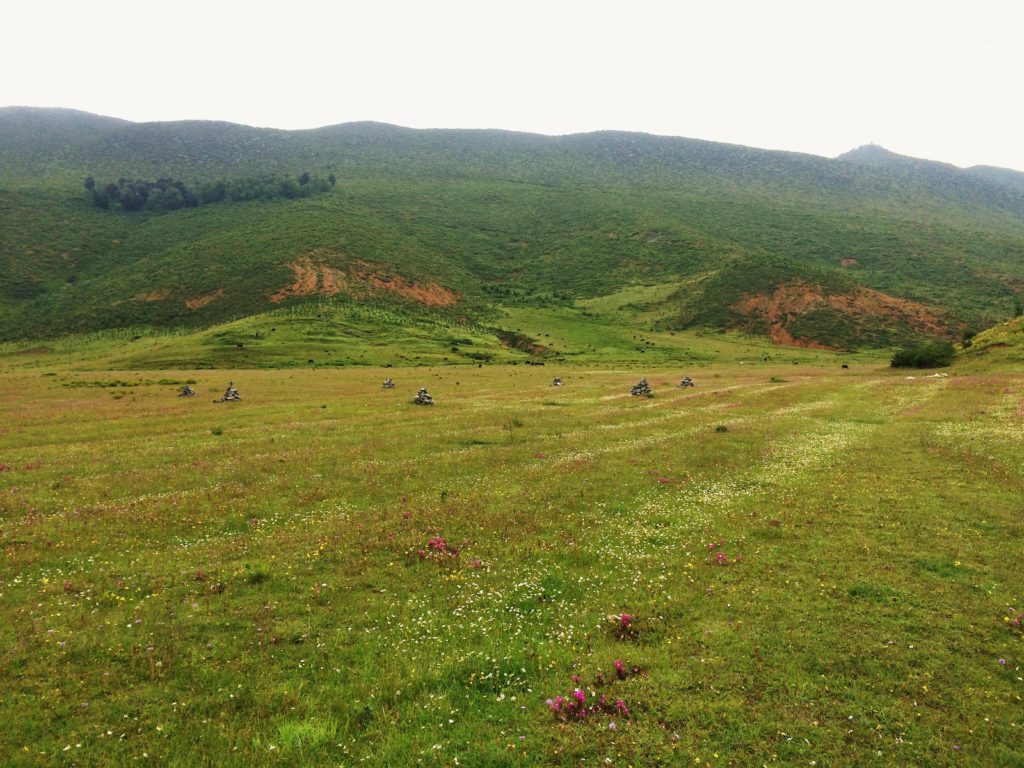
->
[
  {"left": 3, "top": 107, "right": 1024, "bottom": 359},
  {"left": 955, "top": 313, "right": 1024, "bottom": 367}
]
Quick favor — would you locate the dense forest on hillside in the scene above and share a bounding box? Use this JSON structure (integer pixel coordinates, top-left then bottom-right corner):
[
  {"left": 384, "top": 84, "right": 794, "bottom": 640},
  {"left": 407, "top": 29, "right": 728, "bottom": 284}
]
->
[{"left": 84, "top": 172, "right": 336, "bottom": 211}]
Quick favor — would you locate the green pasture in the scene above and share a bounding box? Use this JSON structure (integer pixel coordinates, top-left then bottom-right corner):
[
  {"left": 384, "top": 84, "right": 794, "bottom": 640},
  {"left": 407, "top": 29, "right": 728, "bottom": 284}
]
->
[
  {"left": 0, "top": 310, "right": 869, "bottom": 373},
  {"left": 1, "top": 358, "right": 1021, "bottom": 766}
]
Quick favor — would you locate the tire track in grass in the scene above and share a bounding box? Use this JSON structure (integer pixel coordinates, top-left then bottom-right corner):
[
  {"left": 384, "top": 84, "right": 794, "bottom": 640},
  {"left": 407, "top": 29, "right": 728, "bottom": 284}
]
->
[
  {"left": 362, "top": 381, "right": 900, "bottom": 713},
  {"left": 580, "top": 375, "right": 946, "bottom": 592},
  {"left": 352, "top": 416, "right": 883, "bottom": 762},
  {"left": 551, "top": 389, "right": 839, "bottom": 467},
  {"left": 929, "top": 383, "right": 1024, "bottom": 482},
  {"left": 6, "top": 375, "right": 923, "bottom": 587}
]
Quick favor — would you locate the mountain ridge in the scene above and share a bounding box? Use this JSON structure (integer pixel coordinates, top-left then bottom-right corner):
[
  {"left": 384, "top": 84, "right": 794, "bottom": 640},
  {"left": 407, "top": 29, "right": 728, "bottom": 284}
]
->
[
  {"left": 6, "top": 106, "right": 1023, "bottom": 175},
  {"left": 2, "top": 107, "right": 1023, "bottom": 357}
]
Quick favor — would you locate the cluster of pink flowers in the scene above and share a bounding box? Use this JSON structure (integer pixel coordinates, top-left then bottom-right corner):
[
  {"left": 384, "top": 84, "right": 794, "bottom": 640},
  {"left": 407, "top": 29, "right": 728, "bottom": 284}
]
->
[
  {"left": 428, "top": 535, "right": 448, "bottom": 553},
  {"left": 609, "top": 659, "right": 643, "bottom": 681},
  {"left": 705, "top": 539, "right": 743, "bottom": 565},
  {"left": 607, "top": 612, "right": 638, "bottom": 640},
  {"left": 1007, "top": 612, "right": 1023, "bottom": 631},
  {"left": 545, "top": 659, "right": 641, "bottom": 724},
  {"left": 0, "top": 461, "right": 39, "bottom": 472},
  {"left": 546, "top": 689, "right": 629, "bottom": 723},
  {"left": 414, "top": 534, "right": 462, "bottom": 563}
]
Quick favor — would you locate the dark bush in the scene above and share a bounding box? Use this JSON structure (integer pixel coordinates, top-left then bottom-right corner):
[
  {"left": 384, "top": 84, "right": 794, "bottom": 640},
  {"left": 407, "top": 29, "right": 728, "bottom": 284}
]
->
[{"left": 890, "top": 340, "right": 955, "bottom": 368}]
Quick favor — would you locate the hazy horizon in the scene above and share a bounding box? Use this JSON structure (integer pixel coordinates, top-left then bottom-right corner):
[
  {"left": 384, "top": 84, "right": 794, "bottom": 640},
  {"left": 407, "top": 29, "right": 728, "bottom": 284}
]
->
[{"left": 7, "top": 104, "right": 1021, "bottom": 175}]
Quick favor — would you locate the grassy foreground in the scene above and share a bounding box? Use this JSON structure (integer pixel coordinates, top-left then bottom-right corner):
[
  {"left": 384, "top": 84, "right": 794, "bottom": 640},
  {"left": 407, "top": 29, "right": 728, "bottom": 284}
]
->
[{"left": 1, "top": 362, "right": 1022, "bottom": 766}]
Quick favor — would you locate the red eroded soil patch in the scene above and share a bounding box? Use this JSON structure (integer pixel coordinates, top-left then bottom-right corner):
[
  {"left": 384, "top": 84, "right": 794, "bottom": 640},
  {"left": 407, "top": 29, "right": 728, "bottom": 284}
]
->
[
  {"left": 733, "top": 282, "right": 945, "bottom": 348},
  {"left": 270, "top": 257, "right": 349, "bottom": 303},
  {"left": 349, "top": 261, "right": 459, "bottom": 308},
  {"left": 270, "top": 256, "right": 458, "bottom": 308},
  {"left": 132, "top": 289, "right": 171, "bottom": 302},
  {"left": 840, "top": 258, "right": 858, "bottom": 267},
  {"left": 185, "top": 288, "right": 224, "bottom": 310}
]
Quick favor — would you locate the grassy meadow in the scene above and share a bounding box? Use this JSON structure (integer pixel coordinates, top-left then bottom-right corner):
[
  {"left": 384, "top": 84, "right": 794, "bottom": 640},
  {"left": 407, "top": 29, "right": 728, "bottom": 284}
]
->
[{"left": 1, "top": 356, "right": 1022, "bottom": 766}]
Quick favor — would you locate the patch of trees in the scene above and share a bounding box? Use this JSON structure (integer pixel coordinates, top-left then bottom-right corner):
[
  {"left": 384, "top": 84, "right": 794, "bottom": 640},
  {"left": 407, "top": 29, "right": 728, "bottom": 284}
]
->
[
  {"left": 84, "top": 172, "right": 336, "bottom": 212},
  {"left": 890, "top": 339, "right": 955, "bottom": 368}
]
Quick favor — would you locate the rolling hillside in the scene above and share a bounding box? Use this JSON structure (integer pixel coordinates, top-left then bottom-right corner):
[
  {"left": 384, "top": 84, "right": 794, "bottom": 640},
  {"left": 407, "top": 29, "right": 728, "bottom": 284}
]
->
[
  {"left": 2, "top": 107, "right": 1023, "bottom": 356},
  {"left": 956, "top": 313, "right": 1024, "bottom": 367}
]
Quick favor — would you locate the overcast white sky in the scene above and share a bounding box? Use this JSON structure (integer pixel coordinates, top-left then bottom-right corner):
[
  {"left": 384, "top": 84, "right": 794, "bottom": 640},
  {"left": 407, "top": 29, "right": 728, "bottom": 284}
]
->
[{"left": 4, "top": 0, "right": 1023, "bottom": 171}]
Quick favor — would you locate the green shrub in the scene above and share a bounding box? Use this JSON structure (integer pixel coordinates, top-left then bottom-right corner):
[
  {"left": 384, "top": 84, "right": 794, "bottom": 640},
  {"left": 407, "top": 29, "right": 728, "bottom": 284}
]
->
[{"left": 890, "top": 340, "right": 955, "bottom": 368}]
